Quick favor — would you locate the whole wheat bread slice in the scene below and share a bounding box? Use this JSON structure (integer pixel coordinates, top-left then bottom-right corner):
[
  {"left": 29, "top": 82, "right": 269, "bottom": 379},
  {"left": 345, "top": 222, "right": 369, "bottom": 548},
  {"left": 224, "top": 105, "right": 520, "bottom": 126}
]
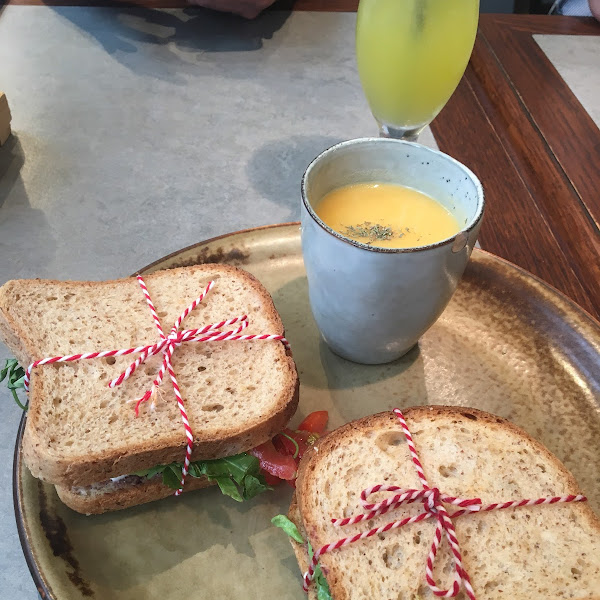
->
[
  {"left": 290, "top": 407, "right": 600, "bottom": 600},
  {"left": 55, "top": 474, "right": 214, "bottom": 514},
  {"left": 0, "top": 264, "right": 298, "bottom": 487}
]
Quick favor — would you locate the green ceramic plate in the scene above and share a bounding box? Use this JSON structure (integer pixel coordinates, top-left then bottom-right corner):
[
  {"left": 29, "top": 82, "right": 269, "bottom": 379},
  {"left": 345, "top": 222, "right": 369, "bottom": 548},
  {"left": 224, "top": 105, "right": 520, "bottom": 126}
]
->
[{"left": 14, "top": 223, "right": 600, "bottom": 599}]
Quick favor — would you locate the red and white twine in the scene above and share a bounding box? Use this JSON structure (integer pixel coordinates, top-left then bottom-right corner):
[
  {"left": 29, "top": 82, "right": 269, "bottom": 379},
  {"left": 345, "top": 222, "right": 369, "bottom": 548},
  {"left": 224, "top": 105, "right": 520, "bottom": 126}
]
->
[
  {"left": 302, "top": 408, "right": 587, "bottom": 599},
  {"left": 23, "top": 276, "right": 289, "bottom": 494}
]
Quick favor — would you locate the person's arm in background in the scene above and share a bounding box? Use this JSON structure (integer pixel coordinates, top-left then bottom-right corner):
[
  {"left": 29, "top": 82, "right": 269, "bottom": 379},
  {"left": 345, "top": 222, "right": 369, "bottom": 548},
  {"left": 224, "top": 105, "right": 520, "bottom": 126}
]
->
[
  {"left": 187, "top": 0, "right": 277, "bottom": 18},
  {"left": 590, "top": 0, "right": 600, "bottom": 20}
]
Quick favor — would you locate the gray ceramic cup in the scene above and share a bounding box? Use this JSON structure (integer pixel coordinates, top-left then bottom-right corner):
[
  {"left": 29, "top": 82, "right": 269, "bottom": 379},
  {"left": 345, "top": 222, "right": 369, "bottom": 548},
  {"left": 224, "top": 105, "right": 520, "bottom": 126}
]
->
[{"left": 301, "top": 138, "right": 484, "bottom": 364}]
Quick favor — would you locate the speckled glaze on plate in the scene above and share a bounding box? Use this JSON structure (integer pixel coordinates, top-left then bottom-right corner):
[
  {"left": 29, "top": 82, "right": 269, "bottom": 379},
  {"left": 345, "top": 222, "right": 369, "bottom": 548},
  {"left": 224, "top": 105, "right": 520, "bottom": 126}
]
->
[{"left": 14, "top": 223, "right": 600, "bottom": 600}]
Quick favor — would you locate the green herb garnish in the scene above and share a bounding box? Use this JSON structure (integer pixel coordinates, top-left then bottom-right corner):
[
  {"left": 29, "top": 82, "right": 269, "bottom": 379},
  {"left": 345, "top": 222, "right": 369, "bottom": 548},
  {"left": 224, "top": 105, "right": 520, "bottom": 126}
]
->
[
  {"left": 343, "top": 222, "right": 403, "bottom": 245},
  {"left": 135, "top": 453, "right": 271, "bottom": 502},
  {"left": 1, "top": 359, "right": 27, "bottom": 410},
  {"left": 280, "top": 432, "right": 300, "bottom": 459},
  {"left": 272, "top": 515, "right": 332, "bottom": 599},
  {"left": 271, "top": 514, "right": 304, "bottom": 543}
]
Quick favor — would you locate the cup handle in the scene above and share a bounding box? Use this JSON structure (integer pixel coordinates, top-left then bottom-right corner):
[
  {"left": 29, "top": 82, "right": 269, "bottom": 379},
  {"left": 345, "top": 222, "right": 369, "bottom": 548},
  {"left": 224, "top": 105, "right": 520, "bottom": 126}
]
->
[{"left": 451, "top": 231, "right": 469, "bottom": 253}]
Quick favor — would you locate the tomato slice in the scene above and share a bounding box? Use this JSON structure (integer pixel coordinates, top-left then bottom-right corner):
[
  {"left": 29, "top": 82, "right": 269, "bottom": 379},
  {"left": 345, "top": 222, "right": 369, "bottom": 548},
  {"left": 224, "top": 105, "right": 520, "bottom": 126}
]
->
[
  {"left": 298, "top": 411, "right": 329, "bottom": 434},
  {"left": 253, "top": 412, "right": 329, "bottom": 484},
  {"left": 273, "top": 428, "right": 309, "bottom": 459},
  {"left": 274, "top": 429, "right": 300, "bottom": 456},
  {"left": 272, "top": 433, "right": 290, "bottom": 456},
  {"left": 249, "top": 441, "right": 297, "bottom": 480},
  {"left": 261, "top": 470, "right": 283, "bottom": 486}
]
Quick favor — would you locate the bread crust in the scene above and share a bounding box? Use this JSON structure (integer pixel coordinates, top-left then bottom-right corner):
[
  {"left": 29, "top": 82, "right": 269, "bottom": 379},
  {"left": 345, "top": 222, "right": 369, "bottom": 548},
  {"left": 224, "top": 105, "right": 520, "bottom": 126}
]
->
[
  {"left": 55, "top": 474, "right": 214, "bottom": 514},
  {"left": 292, "top": 406, "right": 600, "bottom": 600},
  {"left": 288, "top": 494, "right": 317, "bottom": 600},
  {"left": 0, "top": 264, "right": 299, "bottom": 487}
]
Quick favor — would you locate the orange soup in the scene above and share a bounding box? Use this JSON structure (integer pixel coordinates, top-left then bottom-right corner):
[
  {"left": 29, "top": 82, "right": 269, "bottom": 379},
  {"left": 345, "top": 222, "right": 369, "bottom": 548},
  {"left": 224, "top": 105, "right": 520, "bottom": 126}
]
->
[{"left": 315, "top": 182, "right": 460, "bottom": 249}]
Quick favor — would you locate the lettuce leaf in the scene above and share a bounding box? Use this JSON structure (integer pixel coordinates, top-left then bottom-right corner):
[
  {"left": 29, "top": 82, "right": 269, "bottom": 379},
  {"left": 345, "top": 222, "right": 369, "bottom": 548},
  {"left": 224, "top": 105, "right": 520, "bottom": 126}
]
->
[
  {"left": 271, "top": 514, "right": 304, "bottom": 543},
  {"left": 1, "top": 359, "right": 27, "bottom": 410},
  {"left": 309, "top": 542, "right": 333, "bottom": 600},
  {"left": 272, "top": 514, "right": 332, "bottom": 600},
  {"left": 135, "top": 453, "right": 271, "bottom": 501}
]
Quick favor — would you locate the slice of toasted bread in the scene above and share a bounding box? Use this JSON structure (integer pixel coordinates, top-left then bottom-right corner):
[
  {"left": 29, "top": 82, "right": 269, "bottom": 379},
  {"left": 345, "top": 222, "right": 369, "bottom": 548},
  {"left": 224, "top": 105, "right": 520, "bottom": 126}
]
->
[
  {"left": 291, "top": 407, "right": 600, "bottom": 600},
  {"left": 55, "top": 475, "right": 214, "bottom": 514},
  {"left": 0, "top": 265, "right": 299, "bottom": 487}
]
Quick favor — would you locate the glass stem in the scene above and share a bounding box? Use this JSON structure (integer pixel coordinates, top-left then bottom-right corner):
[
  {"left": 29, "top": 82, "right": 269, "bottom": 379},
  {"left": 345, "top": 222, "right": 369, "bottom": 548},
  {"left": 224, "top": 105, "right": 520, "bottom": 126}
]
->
[{"left": 378, "top": 122, "right": 424, "bottom": 142}]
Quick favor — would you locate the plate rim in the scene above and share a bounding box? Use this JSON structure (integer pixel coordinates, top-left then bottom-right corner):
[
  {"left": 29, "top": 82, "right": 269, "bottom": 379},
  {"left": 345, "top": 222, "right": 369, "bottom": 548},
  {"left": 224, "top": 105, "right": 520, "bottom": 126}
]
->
[
  {"left": 13, "top": 221, "right": 600, "bottom": 600},
  {"left": 14, "top": 411, "right": 54, "bottom": 600},
  {"left": 136, "top": 221, "right": 302, "bottom": 275}
]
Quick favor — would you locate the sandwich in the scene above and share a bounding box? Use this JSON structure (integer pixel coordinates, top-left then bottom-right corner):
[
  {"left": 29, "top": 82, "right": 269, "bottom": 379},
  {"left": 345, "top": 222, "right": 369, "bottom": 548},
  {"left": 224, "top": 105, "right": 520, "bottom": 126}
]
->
[
  {"left": 0, "top": 264, "right": 299, "bottom": 513},
  {"left": 275, "top": 407, "right": 600, "bottom": 599}
]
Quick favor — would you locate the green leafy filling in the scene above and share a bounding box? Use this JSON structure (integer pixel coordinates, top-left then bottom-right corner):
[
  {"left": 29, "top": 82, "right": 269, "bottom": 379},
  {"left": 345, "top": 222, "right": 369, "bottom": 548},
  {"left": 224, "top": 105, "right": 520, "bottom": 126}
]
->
[
  {"left": 135, "top": 453, "right": 271, "bottom": 502},
  {"left": 272, "top": 515, "right": 332, "bottom": 600},
  {"left": 1, "top": 359, "right": 27, "bottom": 410},
  {"left": 310, "top": 543, "right": 333, "bottom": 600},
  {"left": 271, "top": 514, "right": 304, "bottom": 542}
]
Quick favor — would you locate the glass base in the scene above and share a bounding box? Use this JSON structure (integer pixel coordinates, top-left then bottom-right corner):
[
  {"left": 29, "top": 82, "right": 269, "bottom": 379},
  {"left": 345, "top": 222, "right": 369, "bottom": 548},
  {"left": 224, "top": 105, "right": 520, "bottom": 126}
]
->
[{"left": 377, "top": 121, "right": 427, "bottom": 142}]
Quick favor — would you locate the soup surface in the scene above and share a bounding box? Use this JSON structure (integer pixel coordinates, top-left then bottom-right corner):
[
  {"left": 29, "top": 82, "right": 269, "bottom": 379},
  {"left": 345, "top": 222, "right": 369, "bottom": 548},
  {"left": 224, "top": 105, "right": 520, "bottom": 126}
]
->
[{"left": 315, "top": 182, "right": 460, "bottom": 248}]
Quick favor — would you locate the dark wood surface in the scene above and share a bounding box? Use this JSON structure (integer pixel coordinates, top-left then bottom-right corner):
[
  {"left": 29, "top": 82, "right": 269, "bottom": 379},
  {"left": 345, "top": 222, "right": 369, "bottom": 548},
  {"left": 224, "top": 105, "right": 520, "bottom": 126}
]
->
[
  {"left": 3, "top": 2, "right": 599, "bottom": 318},
  {"left": 479, "top": 16, "right": 600, "bottom": 227},
  {"left": 431, "top": 15, "right": 600, "bottom": 320}
]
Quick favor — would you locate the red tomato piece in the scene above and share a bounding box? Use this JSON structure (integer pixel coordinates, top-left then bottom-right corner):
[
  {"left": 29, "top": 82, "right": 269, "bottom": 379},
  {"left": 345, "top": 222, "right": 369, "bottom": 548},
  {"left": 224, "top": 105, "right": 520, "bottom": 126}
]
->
[
  {"left": 298, "top": 411, "right": 329, "bottom": 433},
  {"left": 272, "top": 434, "right": 289, "bottom": 455},
  {"left": 261, "top": 470, "right": 283, "bottom": 486},
  {"left": 274, "top": 429, "right": 301, "bottom": 457},
  {"left": 280, "top": 428, "right": 310, "bottom": 459},
  {"left": 286, "top": 430, "right": 309, "bottom": 459},
  {"left": 249, "top": 441, "right": 297, "bottom": 480}
]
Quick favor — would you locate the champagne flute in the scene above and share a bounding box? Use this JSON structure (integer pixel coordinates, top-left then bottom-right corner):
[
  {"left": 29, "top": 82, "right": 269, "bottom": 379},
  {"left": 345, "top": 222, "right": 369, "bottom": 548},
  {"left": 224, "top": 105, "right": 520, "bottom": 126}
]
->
[{"left": 356, "top": 0, "right": 480, "bottom": 141}]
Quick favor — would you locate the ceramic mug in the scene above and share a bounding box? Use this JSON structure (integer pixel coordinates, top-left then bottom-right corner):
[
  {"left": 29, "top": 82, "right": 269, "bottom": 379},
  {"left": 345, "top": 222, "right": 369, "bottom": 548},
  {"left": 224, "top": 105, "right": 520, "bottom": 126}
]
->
[{"left": 300, "top": 138, "right": 484, "bottom": 364}]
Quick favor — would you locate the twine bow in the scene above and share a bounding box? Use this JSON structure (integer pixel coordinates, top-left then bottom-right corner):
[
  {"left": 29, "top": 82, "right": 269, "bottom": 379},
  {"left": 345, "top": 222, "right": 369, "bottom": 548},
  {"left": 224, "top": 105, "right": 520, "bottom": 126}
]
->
[
  {"left": 24, "top": 276, "right": 288, "bottom": 494},
  {"left": 302, "top": 408, "right": 587, "bottom": 599}
]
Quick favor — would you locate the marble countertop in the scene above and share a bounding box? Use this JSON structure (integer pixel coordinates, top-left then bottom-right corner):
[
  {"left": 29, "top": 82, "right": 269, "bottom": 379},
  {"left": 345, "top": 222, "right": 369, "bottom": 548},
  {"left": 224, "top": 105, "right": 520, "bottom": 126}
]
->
[{"left": 0, "top": 7, "right": 597, "bottom": 599}]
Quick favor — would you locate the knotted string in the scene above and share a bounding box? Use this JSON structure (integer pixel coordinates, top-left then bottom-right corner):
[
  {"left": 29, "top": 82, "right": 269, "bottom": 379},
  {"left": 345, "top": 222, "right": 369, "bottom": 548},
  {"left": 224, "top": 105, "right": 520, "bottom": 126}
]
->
[{"left": 302, "top": 408, "right": 587, "bottom": 598}]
